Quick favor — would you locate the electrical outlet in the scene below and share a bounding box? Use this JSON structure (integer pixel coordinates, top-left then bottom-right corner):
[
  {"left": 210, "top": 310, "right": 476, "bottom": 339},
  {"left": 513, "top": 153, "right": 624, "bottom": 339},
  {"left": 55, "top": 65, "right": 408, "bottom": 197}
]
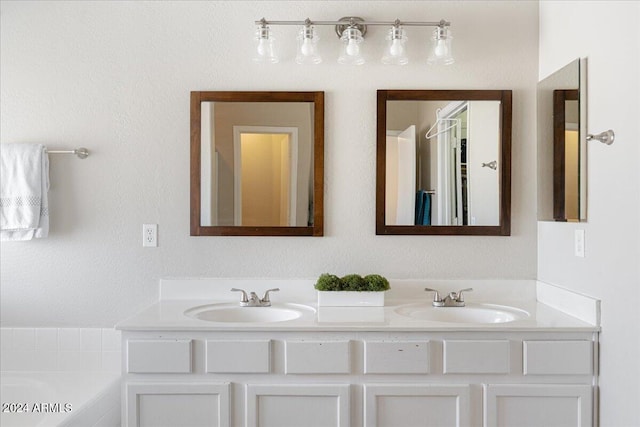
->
[
  {"left": 143, "top": 224, "right": 158, "bottom": 247},
  {"left": 574, "top": 229, "right": 585, "bottom": 258}
]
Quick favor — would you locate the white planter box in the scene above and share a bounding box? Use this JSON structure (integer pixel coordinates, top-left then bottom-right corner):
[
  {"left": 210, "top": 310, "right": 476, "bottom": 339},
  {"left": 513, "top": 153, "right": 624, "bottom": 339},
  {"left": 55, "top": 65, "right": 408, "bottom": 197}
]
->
[
  {"left": 317, "top": 291, "right": 385, "bottom": 307},
  {"left": 317, "top": 307, "right": 385, "bottom": 323}
]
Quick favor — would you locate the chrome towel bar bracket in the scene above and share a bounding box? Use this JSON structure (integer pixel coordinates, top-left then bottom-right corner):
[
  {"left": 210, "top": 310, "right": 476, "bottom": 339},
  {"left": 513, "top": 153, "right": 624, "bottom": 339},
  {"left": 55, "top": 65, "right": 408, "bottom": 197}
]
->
[
  {"left": 46, "top": 147, "right": 90, "bottom": 159},
  {"left": 587, "top": 129, "right": 615, "bottom": 145}
]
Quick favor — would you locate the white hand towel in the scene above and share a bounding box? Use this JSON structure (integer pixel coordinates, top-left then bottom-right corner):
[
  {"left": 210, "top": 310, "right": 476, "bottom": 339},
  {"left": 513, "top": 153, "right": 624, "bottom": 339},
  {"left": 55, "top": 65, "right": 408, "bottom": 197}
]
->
[{"left": 0, "top": 143, "right": 50, "bottom": 241}]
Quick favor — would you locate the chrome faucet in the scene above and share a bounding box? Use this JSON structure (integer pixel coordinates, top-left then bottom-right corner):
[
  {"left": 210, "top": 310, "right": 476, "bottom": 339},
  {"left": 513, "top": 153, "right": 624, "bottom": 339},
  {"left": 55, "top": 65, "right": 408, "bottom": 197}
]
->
[
  {"left": 424, "top": 287, "right": 472, "bottom": 307},
  {"left": 231, "top": 288, "right": 279, "bottom": 307}
]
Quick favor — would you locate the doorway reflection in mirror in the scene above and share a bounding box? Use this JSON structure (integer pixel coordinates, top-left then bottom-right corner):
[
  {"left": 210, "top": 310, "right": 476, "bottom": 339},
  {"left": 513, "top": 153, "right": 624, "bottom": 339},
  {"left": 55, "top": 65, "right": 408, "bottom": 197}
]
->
[
  {"left": 386, "top": 100, "right": 501, "bottom": 227},
  {"left": 200, "top": 102, "right": 313, "bottom": 228}
]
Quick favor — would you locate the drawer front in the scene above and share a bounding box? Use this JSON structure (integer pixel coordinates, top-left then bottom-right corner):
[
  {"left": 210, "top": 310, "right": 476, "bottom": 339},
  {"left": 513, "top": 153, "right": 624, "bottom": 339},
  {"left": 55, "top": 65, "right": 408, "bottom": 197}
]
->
[
  {"left": 127, "top": 339, "right": 192, "bottom": 373},
  {"left": 364, "top": 341, "right": 430, "bottom": 374},
  {"left": 524, "top": 340, "right": 592, "bottom": 375},
  {"left": 444, "top": 340, "right": 510, "bottom": 374},
  {"left": 206, "top": 340, "right": 271, "bottom": 373},
  {"left": 285, "top": 341, "right": 351, "bottom": 374}
]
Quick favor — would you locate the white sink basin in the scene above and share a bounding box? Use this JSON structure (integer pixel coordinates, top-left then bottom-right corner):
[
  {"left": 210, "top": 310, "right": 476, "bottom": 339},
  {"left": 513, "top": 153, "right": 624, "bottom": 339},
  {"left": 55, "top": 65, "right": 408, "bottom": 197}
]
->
[
  {"left": 394, "top": 303, "right": 529, "bottom": 324},
  {"left": 185, "top": 303, "right": 315, "bottom": 323}
]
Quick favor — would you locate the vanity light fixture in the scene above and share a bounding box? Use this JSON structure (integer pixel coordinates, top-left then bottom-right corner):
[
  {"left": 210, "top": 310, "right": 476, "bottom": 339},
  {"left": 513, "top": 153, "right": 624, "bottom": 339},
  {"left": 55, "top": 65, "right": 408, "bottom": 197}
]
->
[
  {"left": 427, "top": 25, "right": 454, "bottom": 65},
  {"left": 338, "top": 26, "right": 365, "bottom": 65},
  {"left": 382, "top": 20, "right": 408, "bottom": 65},
  {"left": 254, "top": 17, "right": 453, "bottom": 66},
  {"left": 253, "top": 19, "right": 279, "bottom": 63},
  {"left": 296, "top": 19, "right": 322, "bottom": 64}
]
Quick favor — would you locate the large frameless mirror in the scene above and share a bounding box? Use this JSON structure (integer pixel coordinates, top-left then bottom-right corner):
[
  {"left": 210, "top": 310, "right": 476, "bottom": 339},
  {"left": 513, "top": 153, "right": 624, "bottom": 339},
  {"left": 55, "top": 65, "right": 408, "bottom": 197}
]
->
[
  {"left": 376, "top": 90, "right": 512, "bottom": 236},
  {"left": 537, "top": 58, "right": 587, "bottom": 222},
  {"left": 190, "top": 91, "right": 324, "bottom": 236}
]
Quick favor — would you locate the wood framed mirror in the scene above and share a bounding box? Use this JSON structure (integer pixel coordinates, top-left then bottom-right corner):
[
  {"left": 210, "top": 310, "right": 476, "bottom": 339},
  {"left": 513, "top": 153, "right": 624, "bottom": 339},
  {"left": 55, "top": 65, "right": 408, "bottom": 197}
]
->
[
  {"left": 190, "top": 91, "right": 324, "bottom": 236},
  {"left": 537, "top": 58, "right": 587, "bottom": 222},
  {"left": 376, "top": 90, "right": 512, "bottom": 236}
]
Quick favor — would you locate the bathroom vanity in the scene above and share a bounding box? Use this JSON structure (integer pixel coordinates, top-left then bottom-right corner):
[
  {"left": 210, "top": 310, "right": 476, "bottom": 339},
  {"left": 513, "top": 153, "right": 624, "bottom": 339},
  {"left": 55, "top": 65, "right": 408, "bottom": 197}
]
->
[{"left": 117, "top": 279, "right": 599, "bottom": 427}]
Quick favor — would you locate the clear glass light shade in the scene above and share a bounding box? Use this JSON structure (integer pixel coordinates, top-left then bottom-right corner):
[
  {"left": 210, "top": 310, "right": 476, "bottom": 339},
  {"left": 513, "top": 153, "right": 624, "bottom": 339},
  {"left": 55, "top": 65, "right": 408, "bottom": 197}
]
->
[
  {"left": 296, "top": 26, "right": 322, "bottom": 64},
  {"left": 338, "top": 27, "right": 365, "bottom": 65},
  {"left": 253, "top": 26, "right": 279, "bottom": 64},
  {"left": 427, "top": 26, "right": 454, "bottom": 65},
  {"left": 381, "top": 26, "right": 408, "bottom": 65}
]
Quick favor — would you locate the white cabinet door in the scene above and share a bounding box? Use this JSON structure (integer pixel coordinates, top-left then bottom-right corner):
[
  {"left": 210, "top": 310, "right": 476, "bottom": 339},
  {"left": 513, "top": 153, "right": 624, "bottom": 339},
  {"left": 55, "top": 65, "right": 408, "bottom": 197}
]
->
[
  {"left": 126, "top": 383, "right": 230, "bottom": 427},
  {"left": 484, "top": 384, "right": 592, "bottom": 427},
  {"left": 364, "top": 384, "right": 472, "bottom": 427},
  {"left": 246, "top": 384, "right": 350, "bottom": 427}
]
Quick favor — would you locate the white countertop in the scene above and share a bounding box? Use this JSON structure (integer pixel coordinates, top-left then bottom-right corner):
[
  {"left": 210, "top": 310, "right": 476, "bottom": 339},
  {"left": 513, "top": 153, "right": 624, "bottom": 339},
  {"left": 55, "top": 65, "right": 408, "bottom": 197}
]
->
[
  {"left": 116, "top": 299, "right": 598, "bottom": 332},
  {"left": 116, "top": 278, "right": 600, "bottom": 332}
]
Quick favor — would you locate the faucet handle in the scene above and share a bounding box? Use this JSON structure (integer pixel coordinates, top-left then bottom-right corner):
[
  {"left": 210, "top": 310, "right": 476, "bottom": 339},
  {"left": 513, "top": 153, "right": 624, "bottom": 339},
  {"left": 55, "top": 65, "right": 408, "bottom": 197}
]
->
[
  {"left": 261, "top": 288, "right": 280, "bottom": 303},
  {"left": 230, "top": 288, "right": 249, "bottom": 303},
  {"left": 455, "top": 288, "right": 473, "bottom": 302},
  {"left": 424, "top": 288, "right": 442, "bottom": 302}
]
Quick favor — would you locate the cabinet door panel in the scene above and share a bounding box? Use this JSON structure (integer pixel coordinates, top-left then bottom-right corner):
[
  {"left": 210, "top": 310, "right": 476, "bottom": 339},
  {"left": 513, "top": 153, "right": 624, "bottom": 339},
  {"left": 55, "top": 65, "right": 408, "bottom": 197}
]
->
[
  {"left": 484, "top": 384, "right": 592, "bottom": 427},
  {"left": 126, "top": 383, "right": 230, "bottom": 427},
  {"left": 246, "top": 384, "right": 350, "bottom": 427},
  {"left": 364, "top": 384, "right": 471, "bottom": 427}
]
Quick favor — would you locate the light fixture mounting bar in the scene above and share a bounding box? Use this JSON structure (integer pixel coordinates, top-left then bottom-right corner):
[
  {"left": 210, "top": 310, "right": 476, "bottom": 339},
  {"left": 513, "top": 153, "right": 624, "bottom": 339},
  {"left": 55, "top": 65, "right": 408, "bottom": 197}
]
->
[
  {"left": 253, "top": 16, "right": 454, "bottom": 65},
  {"left": 256, "top": 17, "right": 450, "bottom": 40},
  {"left": 255, "top": 18, "right": 450, "bottom": 27}
]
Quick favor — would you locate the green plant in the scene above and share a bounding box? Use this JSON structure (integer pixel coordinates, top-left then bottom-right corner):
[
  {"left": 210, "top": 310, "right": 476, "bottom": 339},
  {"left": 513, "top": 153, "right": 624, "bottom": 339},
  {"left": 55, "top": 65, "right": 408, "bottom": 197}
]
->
[
  {"left": 314, "top": 273, "right": 342, "bottom": 291},
  {"left": 341, "top": 274, "right": 367, "bottom": 291},
  {"left": 363, "top": 274, "right": 391, "bottom": 291},
  {"left": 314, "top": 273, "right": 390, "bottom": 292}
]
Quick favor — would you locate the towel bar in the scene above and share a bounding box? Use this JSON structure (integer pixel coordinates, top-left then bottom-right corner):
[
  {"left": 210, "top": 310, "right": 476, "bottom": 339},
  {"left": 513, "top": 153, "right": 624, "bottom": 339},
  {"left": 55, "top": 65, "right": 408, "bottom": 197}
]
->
[{"left": 46, "top": 147, "right": 89, "bottom": 159}]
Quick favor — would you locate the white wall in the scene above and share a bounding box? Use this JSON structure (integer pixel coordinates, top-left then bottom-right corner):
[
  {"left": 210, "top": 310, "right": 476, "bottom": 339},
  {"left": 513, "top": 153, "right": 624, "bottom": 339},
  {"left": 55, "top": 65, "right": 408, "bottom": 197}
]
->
[
  {"left": 467, "top": 101, "right": 500, "bottom": 225},
  {"left": 0, "top": 1, "right": 539, "bottom": 327},
  {"left": 538, "top": 2, "right": 640, "bottom": 426}
]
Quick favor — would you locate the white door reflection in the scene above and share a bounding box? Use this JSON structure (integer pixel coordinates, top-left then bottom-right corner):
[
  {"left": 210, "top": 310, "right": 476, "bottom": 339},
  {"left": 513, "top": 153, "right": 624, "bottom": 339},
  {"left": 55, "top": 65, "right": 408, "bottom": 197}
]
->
[
  {"left": 233, "top": 127, "right": 298, "bottom": 226},
  {"left": 386, "top": 125, "right": 416, "bottom": 225},
  {"left": 386, "top": 100, "right": 500, "bottom": 226}
]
